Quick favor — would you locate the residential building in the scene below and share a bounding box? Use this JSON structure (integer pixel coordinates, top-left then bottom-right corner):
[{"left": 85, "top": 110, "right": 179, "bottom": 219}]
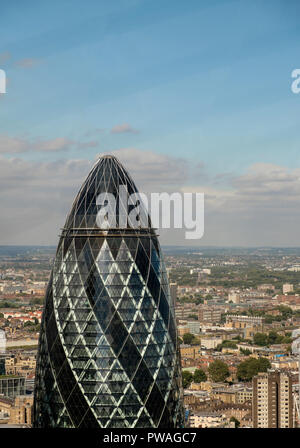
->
[
  {"left": 186, "top": 321, "right": 200, "bottom": 335},
  {"left": 225, "top": 314, "right": 263, "bottom": 329},
  {"left": 189, "top": 411, "right": 230, "bottom": 428},
  {"left": 180, "top": 345, "right": 201, "bottom": 360},
  {"left": 228, "top": 292, "right": 240, "bottom": 304},
  {"left": 198, "top": 306, "right": 222, "bottom": 324},
  {"left": 252, "top": 370, "right": 293, "bottom": 428},
  {"left": 169, "top": 282, "right": 178, "bottom": 307},
  {"left": 283, "top": 283, "right": 294, "bottom": 294},
  {"left": 0, "top": 395, "right": 33, "bottom": 426}
]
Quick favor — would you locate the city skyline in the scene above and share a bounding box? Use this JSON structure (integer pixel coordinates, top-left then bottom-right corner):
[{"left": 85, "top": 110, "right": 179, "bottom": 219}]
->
[{"left": 1, "top": 1, "right": 300, "bottom": 433}]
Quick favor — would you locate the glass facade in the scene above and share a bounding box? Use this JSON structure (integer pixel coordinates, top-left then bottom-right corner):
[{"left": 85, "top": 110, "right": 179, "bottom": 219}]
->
[
  {"left": 33, "top": 155, "right": 184, "bottom": 428},
  {"left": 0, "top": 377, "right": 26, "bottom": 398}
]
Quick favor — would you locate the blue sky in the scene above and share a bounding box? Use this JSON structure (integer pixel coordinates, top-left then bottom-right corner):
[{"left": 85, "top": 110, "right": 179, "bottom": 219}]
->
[{"left": 0, "top": 0, "right": 300, "bottom": 245}]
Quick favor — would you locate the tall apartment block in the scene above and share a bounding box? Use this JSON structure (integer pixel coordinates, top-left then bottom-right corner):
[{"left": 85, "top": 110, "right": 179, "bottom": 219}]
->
[
  {"left": 169, "top": 283, "right": 178, "bottom": 307},
  {"left": 252, "top": 370, "right": 293, "bottom": 428},
  {"left": 198, "top": 305, "right": 222, "bottom": 323}
]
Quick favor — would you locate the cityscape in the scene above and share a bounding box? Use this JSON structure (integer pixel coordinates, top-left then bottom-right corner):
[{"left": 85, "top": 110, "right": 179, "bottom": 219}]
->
[
  {"left": 2, "top": 242, "right": 300, "bottom": 427},
  {"left": 1, "top": 0, "right": 300, "bottom": 436}
]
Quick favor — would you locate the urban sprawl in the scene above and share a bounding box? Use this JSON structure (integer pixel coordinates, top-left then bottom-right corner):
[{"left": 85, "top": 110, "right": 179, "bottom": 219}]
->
[{"left": 1, "top": 246, "right": 300, "bottom": 428}]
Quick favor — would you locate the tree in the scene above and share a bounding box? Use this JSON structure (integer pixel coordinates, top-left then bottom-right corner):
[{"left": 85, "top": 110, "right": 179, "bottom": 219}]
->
[
  {"left": 24, "top": 321, "right": 34, "bottom": 327},
  {"left": 286, "top": 344, "right": 292, "bottom": 354},
  {"left": 187, "top": 314, "right": 198, "bottom": 321},
  {"left": 182, "top": 371, "right": 193, "bottom": 389},
  {"left": 0, "top": 313, "right": 3, "bottom": 318},
  {"left": 230, "top": 417, "right": 240, "bottom": 428},
  {"left": 183, "top": 333, "right": 195, "bottom": 345},
  {"left": 222, "top": 340, "right": 237, "bottom": 349},
  {"left": 193, "top": 369, "right": 207, "bottom": 383},
  {"left": 237, "top": 357, "right": 271, "bottom": 382},
  {"left": 30, "top": 297, "right": 44, "bottom": 305},
  {"left": 253, "top": 333, "right": 268, "bottom": 346},
  {"left": 240, "top": 348, "right": 251, "bottom": 356},
  {"left": 208, "top": 360, "right": 229, "bottom": 382}
]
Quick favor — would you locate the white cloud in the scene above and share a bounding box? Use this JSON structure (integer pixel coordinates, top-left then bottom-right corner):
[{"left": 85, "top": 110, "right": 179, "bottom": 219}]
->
[
  {"left": 0, "top": 153, "right": 299, "bottom": 247},
  {"left": 0, "top": 134, "right": 97, "bottom": 153},
  {"left": 110, "top": 123, "right": 139, "bottom": 134},
  {"left": 181, "top": 163, "right": 300, "bottom": 246},
  {"left": 98, "top": 148, "right": 190, "bottom": 191}
]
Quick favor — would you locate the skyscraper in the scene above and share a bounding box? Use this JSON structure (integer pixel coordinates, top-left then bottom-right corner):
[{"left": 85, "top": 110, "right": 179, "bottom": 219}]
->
[
  {"left": 33, "top": 155, "right": 184, "bottom": 428},
  {"left": 252, "top": 370, "right": 293, "bottom": 428}
]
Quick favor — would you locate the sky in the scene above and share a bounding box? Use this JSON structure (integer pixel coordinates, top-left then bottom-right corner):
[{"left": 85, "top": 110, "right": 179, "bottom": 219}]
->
[{"left": 0, "top": 0, "right": 300, "bottom": 247}]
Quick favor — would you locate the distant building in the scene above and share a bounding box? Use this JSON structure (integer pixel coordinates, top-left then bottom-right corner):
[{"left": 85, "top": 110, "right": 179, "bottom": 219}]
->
[
  {"left": 0, "top": 376, "right": 26, "bottom": 398},
  {"left": 180, "top": 345, "right": 201, "bottom": 360},
  {"left": 225, "top": 314, "right": 263, "bottom": 329},
  {"left": 252, "top": 370, "right": 293, "bottom": 428},
  {"left": 186, "top": 321, "right": 200, "bottom": 334},
  {"left": 0, "top": 395, "right": 33, "bottom": 426},
  {"left": 0, "top": 330, "right": 6, "bottom": 354},
  {"left": 236, "top": 387, "right": 253, "bottom": 404},
  {"left": 5, "top": 354, "right": 36, "bottom": 377},
  {"left": 274, "top": 295, "right": 300, "bottom": 305},
  {"left": 283, "top": 283, "right": 294, "bottom": 294},
  {"left": 198, "top": 306, "right": 222, "bottom": 324},
  {"left": 189, "top": 411, "right": 229, "bottom": 428},
  {"left": 9, "top": 396, "right": 33, "bottom": 426},
  {"left": 201, "top": 337, "right": 223, "bottom": 350},
  {"left": 288, "top": 266, "right": 300, "bottom": 272},
  {"left": 178, "top": 325, "right": 190, "bottom": 336},
  {"left": 257, "top": 284, "right": 275, "bottom": 292},
  {"left": 228, "top": 292, "right": 240, "bottom": 304},
  {"left": 169, "top": 282, "right": 178, "bottom": 307}
]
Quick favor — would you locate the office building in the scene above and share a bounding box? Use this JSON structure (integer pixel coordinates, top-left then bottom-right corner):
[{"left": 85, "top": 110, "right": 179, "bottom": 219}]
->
[
  {"left": 33, "top": 155, "right": 184, "bottom": 428},
  {"left": 0, "top": 376, "right": 26, "bottom": 398}
]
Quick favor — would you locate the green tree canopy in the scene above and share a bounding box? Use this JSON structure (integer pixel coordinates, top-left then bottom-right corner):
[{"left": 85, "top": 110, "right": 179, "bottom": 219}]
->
[
  {"left": 254, "top": 331, "right": 292, "bottom": 346},
  {"left": 182, "top": 370, "right": 193, "bottom": 389},
  {"left": 24, "top": 320, "right": 35, "bottom": 327},
  {"left": 237, "top": 357, "right": 271, "bottom": 382},
  {"left": 193, "top": 369, "right": 207, "bottom": 383},
  {"left": 240, "top": 348, "right": 251, "bottom": 356},
  {"left": 230, "top": 416, "right": 240, "bottom": 428},
  {"left": 208, "top": 360, "right": 229, "bottom": 382},
  {"left": 253, "top": 333, "right": 269, "bottom": 346},
  {"left": 183, "top": 333, "right": 196, "bottom": 345}
]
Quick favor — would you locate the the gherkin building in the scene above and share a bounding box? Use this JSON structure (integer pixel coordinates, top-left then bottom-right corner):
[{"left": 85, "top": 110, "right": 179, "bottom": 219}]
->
[{"left": 33, "top": 155, "right": 184, "bottom": 428}]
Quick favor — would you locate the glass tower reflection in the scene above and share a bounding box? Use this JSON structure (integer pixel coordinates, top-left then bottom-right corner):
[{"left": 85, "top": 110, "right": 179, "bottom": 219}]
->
[{"left": 33, "top": 155, "right": 184, "bottom": 428}]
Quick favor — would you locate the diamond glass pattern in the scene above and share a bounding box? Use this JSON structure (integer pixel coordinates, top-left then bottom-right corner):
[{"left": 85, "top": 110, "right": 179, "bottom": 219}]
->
[{"left": 33, "top": 155, "right": 184, "bottom": 428}]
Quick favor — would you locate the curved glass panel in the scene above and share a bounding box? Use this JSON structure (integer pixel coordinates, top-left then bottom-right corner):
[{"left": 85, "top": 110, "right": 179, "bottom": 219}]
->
[{"left": 33, "top": 155, "right": 184, "bottom": 428}]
